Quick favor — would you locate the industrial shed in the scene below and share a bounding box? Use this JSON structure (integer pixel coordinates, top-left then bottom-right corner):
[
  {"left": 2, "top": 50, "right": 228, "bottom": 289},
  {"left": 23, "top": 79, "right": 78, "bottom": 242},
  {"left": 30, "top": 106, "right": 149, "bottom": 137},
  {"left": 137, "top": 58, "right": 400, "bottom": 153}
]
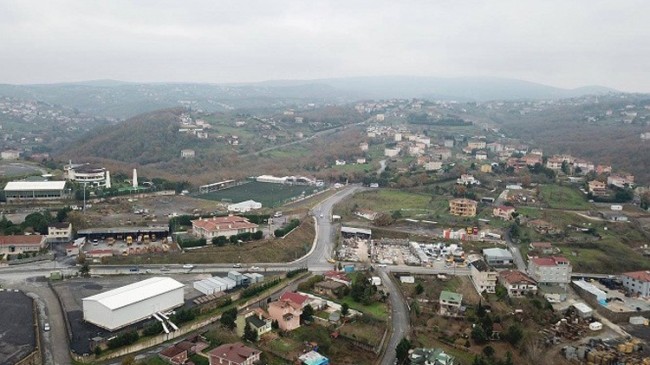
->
[
  {"left": 82, "top": 277, "right": 184, "bottom": 331},
  {"left": 3, "top": 180, "right": 67, "bottom": 202}
]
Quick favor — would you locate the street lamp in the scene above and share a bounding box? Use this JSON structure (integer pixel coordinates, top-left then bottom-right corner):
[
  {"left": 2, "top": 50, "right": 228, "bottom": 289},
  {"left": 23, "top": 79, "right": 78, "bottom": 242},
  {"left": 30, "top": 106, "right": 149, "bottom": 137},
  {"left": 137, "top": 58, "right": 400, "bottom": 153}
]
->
[{"left": 82, "top": 182, "right": 88, "bottom": 212}]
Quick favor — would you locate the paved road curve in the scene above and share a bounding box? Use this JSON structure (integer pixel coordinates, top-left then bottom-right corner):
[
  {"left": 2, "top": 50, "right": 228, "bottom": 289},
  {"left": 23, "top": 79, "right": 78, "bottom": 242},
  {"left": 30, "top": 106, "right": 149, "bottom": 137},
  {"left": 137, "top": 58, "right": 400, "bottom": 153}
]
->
[{"left": 378, "top": 269, "right": 410, "bottom": 365}]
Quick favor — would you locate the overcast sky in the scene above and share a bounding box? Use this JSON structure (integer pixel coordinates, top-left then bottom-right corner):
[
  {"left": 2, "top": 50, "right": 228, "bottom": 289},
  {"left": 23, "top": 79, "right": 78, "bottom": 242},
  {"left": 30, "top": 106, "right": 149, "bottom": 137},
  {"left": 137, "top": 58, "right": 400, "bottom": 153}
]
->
[{"left": 1, "top": 0, "right": 649, "bottom": 91}]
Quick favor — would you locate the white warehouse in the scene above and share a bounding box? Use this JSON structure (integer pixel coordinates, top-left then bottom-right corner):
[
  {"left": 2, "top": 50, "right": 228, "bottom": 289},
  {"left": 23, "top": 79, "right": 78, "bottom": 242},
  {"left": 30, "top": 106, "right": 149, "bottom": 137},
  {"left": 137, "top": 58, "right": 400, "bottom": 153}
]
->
[{"left": 82, "top": 277, "right": 184, "bottom": 331}]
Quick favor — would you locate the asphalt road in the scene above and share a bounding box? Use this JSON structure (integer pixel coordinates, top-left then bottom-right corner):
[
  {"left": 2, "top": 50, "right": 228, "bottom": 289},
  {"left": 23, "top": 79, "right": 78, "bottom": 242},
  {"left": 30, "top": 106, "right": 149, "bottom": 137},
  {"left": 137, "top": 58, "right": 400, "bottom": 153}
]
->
[{"left": 379, "top": 269, "right": 410, "bottom": 365}]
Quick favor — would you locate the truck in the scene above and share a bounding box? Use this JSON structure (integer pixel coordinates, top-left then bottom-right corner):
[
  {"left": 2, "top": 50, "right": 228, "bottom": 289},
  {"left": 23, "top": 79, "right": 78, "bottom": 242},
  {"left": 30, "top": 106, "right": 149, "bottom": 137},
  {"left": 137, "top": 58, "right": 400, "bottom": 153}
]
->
[{"left": 126, "top": 236, "right": 133, "bottom": 245}]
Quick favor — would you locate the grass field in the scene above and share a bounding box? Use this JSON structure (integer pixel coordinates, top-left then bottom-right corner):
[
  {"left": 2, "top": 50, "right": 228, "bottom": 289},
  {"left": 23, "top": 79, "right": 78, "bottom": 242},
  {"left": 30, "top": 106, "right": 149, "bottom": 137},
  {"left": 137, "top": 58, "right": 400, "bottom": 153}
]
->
[
  {"left": 539, "top": 184, "right": 591, "bottom": 210},
  {"left": 197, "top": 181, "right": 321, "bottom": 207},
  {"left": 339, "top": 295, "right": 389, "bottom": 320}
]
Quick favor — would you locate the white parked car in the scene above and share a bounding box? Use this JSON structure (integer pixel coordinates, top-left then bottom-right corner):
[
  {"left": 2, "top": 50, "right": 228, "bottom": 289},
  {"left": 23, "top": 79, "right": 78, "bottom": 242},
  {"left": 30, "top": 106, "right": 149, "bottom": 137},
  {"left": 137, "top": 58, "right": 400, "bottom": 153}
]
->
[
  {"left": 182, "top": 264, "right": 194, "bottom": 269},
  {"left": 43, "top": 323, "right": 50, "bottom": 331}
]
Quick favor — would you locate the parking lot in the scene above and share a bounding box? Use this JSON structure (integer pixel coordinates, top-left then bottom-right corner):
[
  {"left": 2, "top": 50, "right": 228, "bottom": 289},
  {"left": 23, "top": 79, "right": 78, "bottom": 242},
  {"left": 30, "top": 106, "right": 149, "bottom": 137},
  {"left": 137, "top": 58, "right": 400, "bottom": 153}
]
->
[
  {"left": 51, "top": 274, "right": 206, "bottom": 355},
  {"left": 0, "top": 289, "right": 36, "bottom": 365}
]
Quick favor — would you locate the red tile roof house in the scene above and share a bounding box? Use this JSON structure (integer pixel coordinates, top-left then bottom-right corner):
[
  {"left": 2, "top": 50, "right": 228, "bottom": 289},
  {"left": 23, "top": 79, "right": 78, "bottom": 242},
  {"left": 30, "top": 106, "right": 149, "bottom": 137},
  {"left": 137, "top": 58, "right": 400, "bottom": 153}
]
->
[
  {"left": 527, "top": 256, "right": 572, "bottom": 286},
  {"left": 159, "top": 344, "right": 188, "bottom": 365},
  {"left": 529, "top": 242, "right": 554, "bottom": 255},
  {"left": 208, "top": 342, "right": 261, "bottom": 365},
  {"left": 621, "top": 271, "right": 650, "bottom": 297},
  {"left": 498, "top": 270, "right": 538, "bottom": 297},
  {"left": 191, "top": 215, "right": 258, "bottom": 239},
  {"left": 268, "top": 299, "right": 302, "bottom": 332},
  {"left": 492, "top": 205, "right": 516, "bottom": 220},
  {"left": 0, "top": 235, "right": 46, "bottom": 256},
  {"left": 279, "top": 291, "right": 310, "bottom": 308}
]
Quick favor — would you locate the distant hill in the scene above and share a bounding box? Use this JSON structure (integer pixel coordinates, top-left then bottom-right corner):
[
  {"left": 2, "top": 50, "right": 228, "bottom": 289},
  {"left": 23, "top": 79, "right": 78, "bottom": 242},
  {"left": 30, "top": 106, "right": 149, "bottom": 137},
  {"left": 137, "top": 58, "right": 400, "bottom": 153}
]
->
[
  {"left": 0, "top": 76, "right": 618, "bottom": 119},
  {"left": 57, "top": 108, "right": 208, "bottom": 165}
]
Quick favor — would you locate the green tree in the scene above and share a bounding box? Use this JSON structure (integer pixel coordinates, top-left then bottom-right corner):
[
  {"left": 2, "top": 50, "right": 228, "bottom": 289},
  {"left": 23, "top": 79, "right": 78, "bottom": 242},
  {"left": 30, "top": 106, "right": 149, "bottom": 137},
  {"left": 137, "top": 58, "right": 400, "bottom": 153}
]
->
[
  {"left": 395, "top": 337, "right": 411, "bottom": 364},
  {"left": 56, "top": 206, "right": 72, "bottom": 222},
  {"left": 220, "top": 308, "right": 237, "bottom": 330},
  {"left": 415, "top": 282, "right": 424, "bottom": 295},
  {"left": 504, "top": 324, "right": 524, "bottom": 346},
  {"left": 300, "top": 304, "right": 314, "bottom": 323},
  {"left": 271, "top": 320, "right": 279, "bottom": 330},
  {"left": 482, "top": 345, "right": 495, "bottom": 358},
  {"left": 212, "top": 236, "right": 228, "bottom": 246},
  {"left": 243, "top": 321, "right": 258, "bottom": 342},
  {"left": 79, "top": 262, "right": 90, "bottom": 277},
  {"left": 504, "top": 351, "right": 514, "bottom": 365},
  {"left": 471, "top": 325, "right": 488, "bottom": 344},
  {"left": 341, "top": 303, "right": 349, "bottom": 316}
]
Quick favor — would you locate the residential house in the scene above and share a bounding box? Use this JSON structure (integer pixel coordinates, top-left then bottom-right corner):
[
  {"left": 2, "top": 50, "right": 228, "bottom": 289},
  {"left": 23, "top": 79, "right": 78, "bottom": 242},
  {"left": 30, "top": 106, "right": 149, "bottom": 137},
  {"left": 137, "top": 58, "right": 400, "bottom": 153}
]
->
[
  {"left": 499, "top": 270, "right": 538, "bottom": 297},
  {"left": 356, "top": 158, "right": 367, "bottom": 164},
  {"left": 0, "top": 235, "right": 46, "bottom": 255},
  {"left": 467, "top": 140, "right": 486, "bottom": 150},
  {"left": 546, "top": 157, "right": 565, "bottom": 171},
  {"left": 449, "top": 198, "right": 477, "bottom": 217},
  {"left": 431, "top": 148, "right": 452, "bottom": 161},
  {"left": 323, "top": 271, "right": 351, "bottom": 286},
  {"left": 409, "top": 348, "right": 455, "bottom": 365},
  {"left": 335, "top": 159, "right": 346, "bottom": 166},
  {"left": 621, "top": 271, "right": 650, "bottom": 297},
  {"left": 159, "top": 344, "right": 189, "bottom": 365},
  {"left": 279, "top": 292, "right": 310, "bottom": 308},
  {"left": 314, "top": 280, "right": 346, "bottom": 298},
  {"left": 191, "top": 215, "right": 258, "bottom": 239},
  {"left": 456, "top": 174, "right": 480, "bottom": 185},
  {"left": 588, "top": 180, "right": 608, "bottom": 196},
  {"left": 529, "top": 242, "right": 554, "bottom": 255},
  {"left": 424, "top": 161, "right": 443, "bottom": 171},
  {"left": 208, "top": 342, "right": 261, "bottom": 365},
  {"left": 492, "top": 206, "right": 515, "bottom": 220},
  {"left": 439, "top": 291, "right": 463, "bottom": 316},
  {"left": 359, "top": 142, "right": 369, "bottom": 152},
  {"left": 596, "top": 165, "right": 612, "bottom": 175},
  {"left": 475, "top": 151, "right": 488, "bottom": 160},
  {"left": 607, "top": 174, "right": 635, "bottom": 188},
  {"left": 522, "top": 154, "right": 542, "bottom": 166},
  {"left": 384, "top": 147, "right": 400, "bottom": 157},
  {"left": 267, "top": 299, "right": 302, "bottom": 331},
  {"left": 47, "top": 222, "right": 73, "bottom": 243},
  {"left": 235, "top": 308, "right": 272, "bottom": 338},
  {"left": 528, "top": 256, "right": 572, "bottom": 286},
  {"left": 480, "top": 164, "right": 493, "bottom": 173},
  {"left": 482, "top": 248, "right": 514, "bottom": 267},
  {"left": 469, "top": 259, "right": 497, "bottom": 294}
]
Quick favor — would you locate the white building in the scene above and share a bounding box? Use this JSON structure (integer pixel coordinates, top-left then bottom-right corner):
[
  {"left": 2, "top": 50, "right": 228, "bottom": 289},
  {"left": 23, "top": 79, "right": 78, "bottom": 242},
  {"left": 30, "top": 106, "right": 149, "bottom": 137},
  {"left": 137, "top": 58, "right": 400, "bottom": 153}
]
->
[
  {"left": 64, "top": 162, "right": 111, "bottom": 187},
  {"left": 82, "top": 277, "right": 185, "bottom": 331},
  {"left": 4, "top": 181, "right": 67, "bottom": 202},
  {"left": 621, "top": 271, "right": 650, "bottom": 297},
  {"left": 456, "top": 174, "right": 480, "bottom": 185},
  {"left": 384, "top": 147, "right": 400, "bottom": 157},
  {"left": 47, "top": 222, "right": 73, "bottom": 243},
  {"left": 0, "top": 235, "right": 46, "bottom": 256},
  {"left": 227, "top": 200, "right": 262, "bottom": 213},
  {"left": 483, "top": 248, "right": 514, "bottom": 266},
  {"left": 528, "top": 256, "right": 572, "bottom": 286},
  {"left": 256, "top": 175, "right": 288, "bottom": 184},
  {"left": 180, "top": 149, "right": 195, "bottom": 158},
  {"left": 469, "top": 259, "right": 497, "bottom": 294},
  {"left": 1, "top": 150, "right": 20, "bottom": 160},
  {"left": 424, "top": 161, "right": 443, "bottom": 171}
]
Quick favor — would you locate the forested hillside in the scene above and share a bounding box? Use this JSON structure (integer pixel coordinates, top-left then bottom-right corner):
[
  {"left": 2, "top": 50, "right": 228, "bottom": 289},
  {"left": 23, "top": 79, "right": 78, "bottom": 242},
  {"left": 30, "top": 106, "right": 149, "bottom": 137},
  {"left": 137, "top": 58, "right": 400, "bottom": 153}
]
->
[{"left": 57, "top": 108, "right": 211, "bottom": 165}]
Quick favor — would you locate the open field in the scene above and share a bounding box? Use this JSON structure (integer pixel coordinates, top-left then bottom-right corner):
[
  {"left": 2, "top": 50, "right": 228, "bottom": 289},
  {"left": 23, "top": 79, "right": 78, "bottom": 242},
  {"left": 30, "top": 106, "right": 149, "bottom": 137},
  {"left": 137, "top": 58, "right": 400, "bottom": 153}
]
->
[
  {"left": 197, "top": 181, "right": 321, "bottom": 207},
  {"left": 513, "top": 206, "right": 650, "bottom": 273},
  {"left": 104, "top": 218, "right": 315, "bottom": 264},
  {"left": 539, "top": 184, "right": 591, "bottom": 210},
  {"left": 339, "top": 295, "right": 389, "bottom": 321}
]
